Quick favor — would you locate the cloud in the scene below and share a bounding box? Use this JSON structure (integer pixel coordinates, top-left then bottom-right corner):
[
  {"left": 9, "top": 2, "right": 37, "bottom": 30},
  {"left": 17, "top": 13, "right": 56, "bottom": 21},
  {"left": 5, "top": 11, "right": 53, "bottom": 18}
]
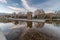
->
[
  {"left": 8, "top": 6, "right": 25, "bottom": 11},
  {"left": 0, "top": 0, "right": 7, "bottom": 3},
  {"left": 12, "top": 3, "right": 19, "bottom": 6},
  {"left": 26, "top": 0, "right": 60, "bottom": 13},
  {"left": 31, "top": 0, "right": 60, "bottom": 13},
  {"left": 15, "top": 3, "right": 19, "bottom": 6},
  {"left": 21, "top": 0, "right": 36, "bottom": 12}
]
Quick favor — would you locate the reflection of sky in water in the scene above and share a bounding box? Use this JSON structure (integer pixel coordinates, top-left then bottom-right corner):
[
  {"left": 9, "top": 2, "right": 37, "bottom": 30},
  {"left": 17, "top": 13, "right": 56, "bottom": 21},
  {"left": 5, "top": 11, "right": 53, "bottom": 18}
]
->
[
  {"left": 0, "top": 23, "right": 60, "bottom": 32},
  {"left": 41, "top": 23, "right": 60, "bottom": 38},
  {"left": 0, "top": 23, "right": 60, "bottom": 38},
  {"left": 0, "top": 23, "right": 15, "bottom": 31},
  {"left": 53, "top": 23, "right": 60, "bottom": 27}
]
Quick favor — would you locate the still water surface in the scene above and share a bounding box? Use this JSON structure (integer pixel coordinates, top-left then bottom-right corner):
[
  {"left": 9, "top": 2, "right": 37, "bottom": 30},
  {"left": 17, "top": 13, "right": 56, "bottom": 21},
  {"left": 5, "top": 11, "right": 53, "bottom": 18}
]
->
[
  {"left": 0, "top": 22, "right": 60, "bottom": 32},
  {"left": 0, "top": 22, "right": 60, "bottom": 38}
]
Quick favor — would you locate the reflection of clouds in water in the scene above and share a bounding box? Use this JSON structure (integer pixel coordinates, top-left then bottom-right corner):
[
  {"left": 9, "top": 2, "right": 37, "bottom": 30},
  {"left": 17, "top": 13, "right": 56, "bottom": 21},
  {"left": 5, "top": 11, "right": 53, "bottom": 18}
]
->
[
  {"left": 40, "top": 23, "right": 60, "bottom": 38},
  {"left": 53, "top": 23, "right": 60, "bottom": 27},
  {"left": 0, "top": 23, "right": 60, "bottom": 39},
  {"left": 0, "top": 23, "right": 15, "bottom": 31}
]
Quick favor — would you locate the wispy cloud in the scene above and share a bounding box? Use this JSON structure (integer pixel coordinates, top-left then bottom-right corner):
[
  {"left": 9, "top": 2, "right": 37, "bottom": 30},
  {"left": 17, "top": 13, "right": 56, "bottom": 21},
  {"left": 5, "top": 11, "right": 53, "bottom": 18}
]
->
[
  {"left": 21, "top": 0, "right": 36, "bottom": 12},
  {"left": 12, "top": 3, "right": 19, "bottom": 6},
  {"left": 31, "top": 0, "right": 60, "bottom": 13},
  {"left": 0, "top": 0, "right": 7, "bottom": 3},
  {"left": 8, "top": 6, "right": 25, "bottom": 11}
]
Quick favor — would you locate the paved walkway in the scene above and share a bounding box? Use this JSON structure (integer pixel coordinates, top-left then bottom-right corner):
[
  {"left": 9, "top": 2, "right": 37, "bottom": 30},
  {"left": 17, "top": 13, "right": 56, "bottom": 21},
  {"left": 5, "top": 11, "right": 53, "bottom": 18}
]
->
[{"left": 0, "top": 29, "right": 6, "bottom": 40}]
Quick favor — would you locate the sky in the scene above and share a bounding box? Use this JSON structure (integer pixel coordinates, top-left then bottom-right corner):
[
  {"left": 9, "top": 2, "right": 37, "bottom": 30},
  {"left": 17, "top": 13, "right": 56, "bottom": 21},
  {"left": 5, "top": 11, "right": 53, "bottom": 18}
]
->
[{"left": 0, "top": 0, "right": 60, "bottom": 13}]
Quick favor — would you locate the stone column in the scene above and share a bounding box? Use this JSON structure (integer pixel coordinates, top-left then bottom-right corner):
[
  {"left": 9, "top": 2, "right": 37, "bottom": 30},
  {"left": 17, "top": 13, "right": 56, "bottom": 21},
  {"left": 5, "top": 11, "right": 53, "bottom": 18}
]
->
[{"left": 27, "top": 12, "right": 32, "bottom": 28}]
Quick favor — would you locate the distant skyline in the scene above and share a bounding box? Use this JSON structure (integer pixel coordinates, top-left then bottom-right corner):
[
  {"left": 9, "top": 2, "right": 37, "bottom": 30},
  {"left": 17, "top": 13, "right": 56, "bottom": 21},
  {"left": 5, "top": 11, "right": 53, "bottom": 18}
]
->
[{"left": 0, "top": 0, "right": 60, "bottom": 13}]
